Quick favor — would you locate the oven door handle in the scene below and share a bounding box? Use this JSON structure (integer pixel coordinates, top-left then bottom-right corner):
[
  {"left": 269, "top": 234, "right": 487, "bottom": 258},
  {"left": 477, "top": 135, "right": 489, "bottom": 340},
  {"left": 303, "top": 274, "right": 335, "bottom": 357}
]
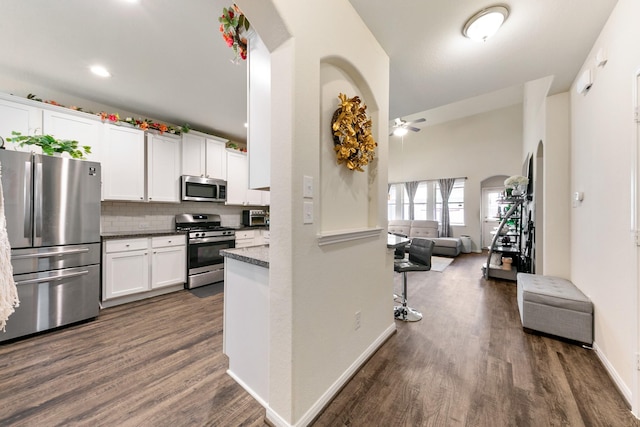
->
[{"left": 190, "top": 236, "right": 235, "bottom": 244}]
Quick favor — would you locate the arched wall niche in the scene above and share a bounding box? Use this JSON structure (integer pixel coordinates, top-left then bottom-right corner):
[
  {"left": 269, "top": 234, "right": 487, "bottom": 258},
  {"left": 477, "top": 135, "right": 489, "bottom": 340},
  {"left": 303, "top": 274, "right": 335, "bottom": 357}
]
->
[{"left": 319, "top": 55, "right": 382, "bottom": 233}]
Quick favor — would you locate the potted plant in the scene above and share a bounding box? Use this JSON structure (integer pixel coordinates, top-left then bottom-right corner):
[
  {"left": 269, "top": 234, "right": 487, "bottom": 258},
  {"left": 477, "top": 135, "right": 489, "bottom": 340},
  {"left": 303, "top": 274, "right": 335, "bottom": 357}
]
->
[
  {"left": 504, "top": 175, "right": 529, "bottom": 196},
  {"left": 5, "top": 131, "right": 91, "bottom": 159}
]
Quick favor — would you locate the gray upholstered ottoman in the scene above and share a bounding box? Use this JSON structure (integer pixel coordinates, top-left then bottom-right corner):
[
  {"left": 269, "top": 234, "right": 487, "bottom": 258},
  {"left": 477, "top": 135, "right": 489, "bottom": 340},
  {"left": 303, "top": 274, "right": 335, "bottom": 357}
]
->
[
  {"left": 517, "top": 273, "right": 593, "bottom": 345},
  {"left": 432, "top": 237, "right": 462, "bottom": 257}
]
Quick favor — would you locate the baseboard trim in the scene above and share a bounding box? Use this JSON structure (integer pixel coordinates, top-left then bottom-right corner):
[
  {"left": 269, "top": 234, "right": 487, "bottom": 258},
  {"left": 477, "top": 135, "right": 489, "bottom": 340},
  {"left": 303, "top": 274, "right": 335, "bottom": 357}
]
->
[
  {"left": 226, "top": 369, "right": 268, "bottom": 409},
  {"left": 265, "top": 322, "right": 397, "bottom": 427},
  {"left": 593, "top": 341, "right": 632, "bottom": 408}
]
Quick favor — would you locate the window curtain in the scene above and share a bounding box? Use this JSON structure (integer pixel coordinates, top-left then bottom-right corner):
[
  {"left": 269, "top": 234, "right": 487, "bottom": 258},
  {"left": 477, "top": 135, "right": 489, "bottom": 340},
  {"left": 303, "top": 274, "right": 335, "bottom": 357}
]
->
[
  {"left": 404, "top": 181, "right": 420, "bottom": 220},
  {"left": 438, "top": 178, "right": 456, "bottom": 237}
]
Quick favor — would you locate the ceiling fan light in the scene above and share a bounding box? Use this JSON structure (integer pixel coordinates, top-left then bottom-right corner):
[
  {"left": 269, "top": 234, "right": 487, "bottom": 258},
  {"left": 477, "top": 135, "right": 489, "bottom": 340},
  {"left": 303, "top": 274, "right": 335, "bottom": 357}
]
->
[
  {"left": 393, "top": 127, "right": 409, "bottom": 137},
  {"left": 463, "top": 5, "right": 508, "bottom": 42}
]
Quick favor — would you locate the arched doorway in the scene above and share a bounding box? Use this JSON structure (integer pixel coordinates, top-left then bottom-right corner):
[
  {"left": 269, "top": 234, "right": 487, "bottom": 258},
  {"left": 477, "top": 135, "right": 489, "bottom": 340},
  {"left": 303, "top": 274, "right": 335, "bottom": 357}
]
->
[
  {"left": 534, "top": 141, "right": 544, "bottom": 273},
  {"left": 480, "top": 175, "right": 509, "bottom": 249}
]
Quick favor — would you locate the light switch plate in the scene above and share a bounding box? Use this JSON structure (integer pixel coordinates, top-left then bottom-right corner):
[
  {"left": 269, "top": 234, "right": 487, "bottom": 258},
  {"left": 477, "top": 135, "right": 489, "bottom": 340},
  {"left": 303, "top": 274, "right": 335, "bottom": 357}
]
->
[
  {"left": 303, "top": 200, "right": 313, "bottom": 224},
  {"left": 303, "top": 175, "right": 313, "bottom": 198}
]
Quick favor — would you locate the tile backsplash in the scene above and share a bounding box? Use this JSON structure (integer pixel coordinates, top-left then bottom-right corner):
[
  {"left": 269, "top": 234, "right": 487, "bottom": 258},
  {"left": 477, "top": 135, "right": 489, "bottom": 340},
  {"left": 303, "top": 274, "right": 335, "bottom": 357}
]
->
[{"left": 101, "top": 201, "right": 246, "bottom": 233}]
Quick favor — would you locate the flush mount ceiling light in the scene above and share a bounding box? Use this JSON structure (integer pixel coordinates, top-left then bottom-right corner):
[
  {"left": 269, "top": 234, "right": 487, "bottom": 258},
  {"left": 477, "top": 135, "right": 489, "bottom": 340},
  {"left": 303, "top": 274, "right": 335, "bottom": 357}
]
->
[
  {"left": 462, "top": 5, "right": 509, "bottom": 42},
  {"left": 90, "top": 65, "right": 111, "bottom": 78}
]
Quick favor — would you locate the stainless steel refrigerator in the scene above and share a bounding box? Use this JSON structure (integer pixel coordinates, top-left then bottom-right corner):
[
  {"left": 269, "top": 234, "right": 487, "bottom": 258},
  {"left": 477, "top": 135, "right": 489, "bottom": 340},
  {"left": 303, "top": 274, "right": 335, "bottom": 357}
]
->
[{"left": 0, "top": 149, "right": 101, "bottom": 342}]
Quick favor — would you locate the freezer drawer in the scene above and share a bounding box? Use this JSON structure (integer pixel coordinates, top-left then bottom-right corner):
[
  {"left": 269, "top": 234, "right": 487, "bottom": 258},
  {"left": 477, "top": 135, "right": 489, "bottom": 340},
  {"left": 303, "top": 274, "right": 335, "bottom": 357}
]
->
[
  {"left": 11, "top": 243, "right": 101, "bottom": 275},
  {"left": 1, "top": 264, "right": 100, "bottom": 343}
]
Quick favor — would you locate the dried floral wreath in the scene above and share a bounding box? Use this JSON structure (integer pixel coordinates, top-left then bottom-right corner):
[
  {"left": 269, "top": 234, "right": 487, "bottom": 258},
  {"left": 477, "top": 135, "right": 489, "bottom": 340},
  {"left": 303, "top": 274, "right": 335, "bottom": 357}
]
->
[{"left": 331, "top": 93, "right": 377, "bottom": 172}]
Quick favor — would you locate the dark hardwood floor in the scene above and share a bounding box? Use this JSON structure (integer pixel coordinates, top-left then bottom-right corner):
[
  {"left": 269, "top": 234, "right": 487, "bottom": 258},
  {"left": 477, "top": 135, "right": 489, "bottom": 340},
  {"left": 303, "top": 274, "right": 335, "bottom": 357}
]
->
[
  {"left": 0, "top": 253, "right": 636, "bottom": 426},
  {"left": 315, "top": 253, "right": 638, "bottom": 427}
]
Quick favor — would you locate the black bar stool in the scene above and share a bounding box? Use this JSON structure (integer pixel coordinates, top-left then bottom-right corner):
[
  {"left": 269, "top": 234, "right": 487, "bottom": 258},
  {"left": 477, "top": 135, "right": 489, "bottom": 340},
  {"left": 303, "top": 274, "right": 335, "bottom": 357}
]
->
[{"left": 393, "top": 238, "right": 434, "bottom": 322}]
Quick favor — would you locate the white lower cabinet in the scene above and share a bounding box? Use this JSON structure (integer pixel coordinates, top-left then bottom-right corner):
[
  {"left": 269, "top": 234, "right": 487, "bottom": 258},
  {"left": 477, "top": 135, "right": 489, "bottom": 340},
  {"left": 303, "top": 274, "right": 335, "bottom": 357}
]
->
[
  {"left": 235, "top": 229, "right": 257, "bottom": 248},
  {"left": 103, "top": 238, "right": 150, "bottom": 300},
  {"left": 103, "top": 235, "right": 186, "bottom": 306},
  {"left": 151, "top": 236, "right": 186, "bottom": 289},
  {"left": 235, "top": 229, "right": 270, "bottom": 248}
]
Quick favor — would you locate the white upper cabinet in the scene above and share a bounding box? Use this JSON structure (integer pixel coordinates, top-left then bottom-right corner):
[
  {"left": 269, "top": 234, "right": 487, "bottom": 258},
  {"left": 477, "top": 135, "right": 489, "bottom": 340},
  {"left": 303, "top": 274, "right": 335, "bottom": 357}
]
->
[
  {"left": 227, "top": 150, "right": 269, "bottom": 206},
  {"left": 42, "top": 109, "right": 103, "bottom": 162},
  {"left": 103, "top": 124, "right": 145, "bottom": 201},
  {"left": 0, "top": 97, "right": 42, "bottom": 152},
  {"left": 226, "top": 151, "right": 248, "bottom": 206},
  {"left": 182, "top": 132, "right": 205, "bottom": 176},
  {"left": 182, "top": 131, "right": 228, "bottom": 179},
  {"left": 206, "top": 137, "right": 227, "bottom": 180},
  {"left": 147, "top": 133, "right": 181, "bottom": 203},
  {"left": 247, "top": 31, "right": 271, "bottom": 190}
]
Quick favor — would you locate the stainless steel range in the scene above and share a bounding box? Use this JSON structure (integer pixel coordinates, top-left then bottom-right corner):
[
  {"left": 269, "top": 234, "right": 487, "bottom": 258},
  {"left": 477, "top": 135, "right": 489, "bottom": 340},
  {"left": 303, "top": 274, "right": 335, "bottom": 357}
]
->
[{"left": 175, "top": 214, "right": 235, "bottom": 289}]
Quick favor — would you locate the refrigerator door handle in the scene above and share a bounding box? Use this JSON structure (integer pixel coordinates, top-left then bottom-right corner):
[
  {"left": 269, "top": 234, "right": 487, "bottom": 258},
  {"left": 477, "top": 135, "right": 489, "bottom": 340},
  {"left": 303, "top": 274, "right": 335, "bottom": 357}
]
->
[
  {"left": 34, "top": 160, "right": 42, "bottom": 239},
  {"left": 14, "top": 270, "right": 89, "bottom": 286},
  {"left": 11, "top": 248, "right": 91, "bottom": 260},
  {"left": 23, "top": 160, "right": 32, "bottom": 239}
]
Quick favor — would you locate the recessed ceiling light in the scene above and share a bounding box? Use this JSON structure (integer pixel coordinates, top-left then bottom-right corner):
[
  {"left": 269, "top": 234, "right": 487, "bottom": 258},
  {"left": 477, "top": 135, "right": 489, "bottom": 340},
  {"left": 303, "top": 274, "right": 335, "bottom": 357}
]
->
[
  {"left": 462, "top": 5, "right": 509, "bottom": 42},
  {"left": 90, "top": 65, "right": 111, "bottom": 78},
  {"left": 244, "top": 122, "right": 248, "bottom": 128}
]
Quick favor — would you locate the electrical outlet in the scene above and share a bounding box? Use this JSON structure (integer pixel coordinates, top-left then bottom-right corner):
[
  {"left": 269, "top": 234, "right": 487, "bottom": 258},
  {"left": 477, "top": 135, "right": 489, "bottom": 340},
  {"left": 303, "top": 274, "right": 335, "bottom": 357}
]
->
[{"left": 355, "top": 311, "right": 361, "bottom": 330}]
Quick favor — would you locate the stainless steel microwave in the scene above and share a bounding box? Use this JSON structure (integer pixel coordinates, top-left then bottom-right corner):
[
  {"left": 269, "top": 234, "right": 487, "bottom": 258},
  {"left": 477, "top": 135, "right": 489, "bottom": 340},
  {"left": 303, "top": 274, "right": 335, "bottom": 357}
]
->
[{"left": 181, "top": 175, "right": 227, "bottom": 202}]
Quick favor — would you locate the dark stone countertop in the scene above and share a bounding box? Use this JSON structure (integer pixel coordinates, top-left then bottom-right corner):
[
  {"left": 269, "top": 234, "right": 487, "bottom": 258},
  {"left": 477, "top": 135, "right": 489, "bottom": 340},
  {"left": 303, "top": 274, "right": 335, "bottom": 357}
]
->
[
  {"left": 101, "top": 230, "right": 188, "bottom": 240},
  {"left": 221, "top": 245, "right": 269, "bottom": 268}
]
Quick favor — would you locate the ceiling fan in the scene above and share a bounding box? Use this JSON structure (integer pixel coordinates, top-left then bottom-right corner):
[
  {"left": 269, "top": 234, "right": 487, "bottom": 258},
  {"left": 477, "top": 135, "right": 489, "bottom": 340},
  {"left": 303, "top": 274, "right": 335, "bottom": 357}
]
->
[{"left": 389, "top": 117, "right": 426, "bottom": 136}]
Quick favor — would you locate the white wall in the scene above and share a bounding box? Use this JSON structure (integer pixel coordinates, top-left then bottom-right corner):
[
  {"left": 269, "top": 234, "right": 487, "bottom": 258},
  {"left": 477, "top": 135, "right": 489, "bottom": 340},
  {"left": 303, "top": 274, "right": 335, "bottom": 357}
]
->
[
  {"left": 542, "top": 93, "right": 571, "bottom": 277},
  {"left": 240, "top": 1, "right": 391, "bottom": 425},
  {"left": 523, "top": 76, "right": 553, "bottom": 159},
  {"left": 388, "top": 104, "right": 523, "bottom": 252},
  {"left": 570, "top": 0, "right": 639, "bottom": 409}
]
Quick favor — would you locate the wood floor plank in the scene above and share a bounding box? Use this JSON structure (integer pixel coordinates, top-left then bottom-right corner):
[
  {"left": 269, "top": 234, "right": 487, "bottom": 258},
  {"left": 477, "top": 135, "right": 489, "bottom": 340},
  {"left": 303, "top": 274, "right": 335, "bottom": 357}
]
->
[
  {"left": 313, "top": 253, "right": 638, "bottom": 427},
  {"left": 0, "top": 253, "right": 637, "bottom": 427}
]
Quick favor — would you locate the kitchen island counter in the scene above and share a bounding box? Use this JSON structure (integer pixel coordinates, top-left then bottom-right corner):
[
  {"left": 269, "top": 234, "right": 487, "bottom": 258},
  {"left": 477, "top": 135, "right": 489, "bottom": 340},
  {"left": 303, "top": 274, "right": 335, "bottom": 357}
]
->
[
  {"left": 221, "top": 244, "right": 269, "bottom": 406},
  {"left": 220, "top": 245, "right": 269, "bottom": 268}
]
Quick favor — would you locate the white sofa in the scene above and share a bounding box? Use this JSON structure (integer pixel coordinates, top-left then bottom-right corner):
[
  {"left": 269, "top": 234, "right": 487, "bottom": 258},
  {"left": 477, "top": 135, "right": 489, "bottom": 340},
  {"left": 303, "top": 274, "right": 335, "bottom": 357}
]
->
[{"left": 388, "top": 220, "right": 462, "bottom": 257}]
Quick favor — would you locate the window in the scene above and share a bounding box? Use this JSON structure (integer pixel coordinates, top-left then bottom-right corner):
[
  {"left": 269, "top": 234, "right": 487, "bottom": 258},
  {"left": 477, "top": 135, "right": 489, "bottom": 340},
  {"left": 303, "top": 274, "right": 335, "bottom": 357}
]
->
[
  {"left": 435, "top": 179, "right": 465, "bottom": 225},
  {"left": 388, "top": 179, "right": 465, "bottom": 225},
  {"left": 387, "top": 183, "right": 408, "bottom": 220},
  {"left": 412, "top": 181, "right": 432, "bottom": 220}
]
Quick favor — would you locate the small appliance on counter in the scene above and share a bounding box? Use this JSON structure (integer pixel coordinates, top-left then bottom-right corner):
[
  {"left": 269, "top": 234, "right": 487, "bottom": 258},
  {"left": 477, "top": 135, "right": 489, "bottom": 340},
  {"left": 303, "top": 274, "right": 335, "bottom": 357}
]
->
[
  {"left": 242, "top": 209, "right": 268, "bottom": 227},
  {"left": 175, "top": 214, "right": 235, "bottom": 289}
]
